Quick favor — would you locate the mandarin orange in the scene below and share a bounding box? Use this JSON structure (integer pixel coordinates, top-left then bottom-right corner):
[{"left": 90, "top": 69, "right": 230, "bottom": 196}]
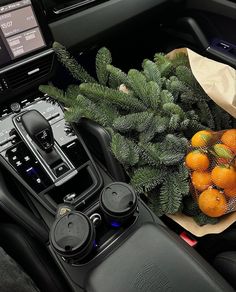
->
[
  {"left": 198, "top": 189, "right": 227, "bottom": 217},
  {"left": 185, "top": 151, "right": 210, "bottom": 171},
  {"left": 191, "top": 171, "right": 212, "bottom": 191},
  {"left": 191, "top": 130, "right": 213, "bottom": 148},
  {"left": 211, "top": 165, "right": 236, "bottom": 189},
  {"left": 221, "top": 129, "right": 236, "bottom": 152}
]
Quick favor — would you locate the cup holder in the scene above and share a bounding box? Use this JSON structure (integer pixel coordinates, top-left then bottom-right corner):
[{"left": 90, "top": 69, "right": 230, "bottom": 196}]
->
[
  {"left": 50, "top": 211, "right": 95, "bottom": 263},
  {"left": 99, "top": 182, "right": 138, "bottom": 227}
]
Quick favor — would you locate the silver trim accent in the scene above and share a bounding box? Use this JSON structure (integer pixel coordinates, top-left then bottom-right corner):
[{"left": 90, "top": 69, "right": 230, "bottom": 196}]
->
[
  {"left": 53, "top": 0, "right": 97, "bottom": 15},
  {"left": 28, "top": 68, "right": 40, "bottom": 75},
  {"left": 0, "top": 49, "right": 54, "bottom": 74}
]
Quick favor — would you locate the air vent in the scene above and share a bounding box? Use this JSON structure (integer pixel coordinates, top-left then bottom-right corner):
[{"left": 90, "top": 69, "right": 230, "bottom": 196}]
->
[{"left": 5, "top": 53, "right": 54, "bottom": 89}]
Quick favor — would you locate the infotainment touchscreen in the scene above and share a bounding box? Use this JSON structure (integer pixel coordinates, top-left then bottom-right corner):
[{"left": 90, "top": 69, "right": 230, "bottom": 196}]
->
[{"left": 0, "top": 0, "right": 46, "bottom": 67}]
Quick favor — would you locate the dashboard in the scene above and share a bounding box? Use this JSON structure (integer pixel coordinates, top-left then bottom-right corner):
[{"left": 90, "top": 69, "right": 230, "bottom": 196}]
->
[{"left": 0, "top": 0, "right": 46, "bottom": 66}]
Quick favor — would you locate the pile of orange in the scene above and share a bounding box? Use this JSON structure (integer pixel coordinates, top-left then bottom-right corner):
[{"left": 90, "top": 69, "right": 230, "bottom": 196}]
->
[{"left": 185, "top": 129, "right": 236, "bottom": 218}]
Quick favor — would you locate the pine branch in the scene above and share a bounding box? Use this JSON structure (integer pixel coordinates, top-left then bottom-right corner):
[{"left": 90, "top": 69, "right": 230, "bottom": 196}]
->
[
  {"left": 111, "top": 133, "right": 139, "bottom": 166},
  {"left": 159, "top": 172, "right": 184, "bottom": 214},
  {"left": 197, "top": 101, "right": 215, "bottom": 129},
  {"left": 128, "top": 69, "right": 150, "bottom": 104},
  {"left": 176, "top": 65, "right": 197, "bottom": 89},
  {"left": 79, "top": 83, "right": 146, "bottom": 111},
  {"left": 147, "top": 81, "right": 161, "bottom": 110},
  {"left": 130, "top": 166, "right": 166, "bottom": 194},
  {"left": 142, "top": 59, "right": 161, "bottom": 86},
  {"left": 96, "top": 47, "right": 112, "bottom": 85},
  {"left": 160, "top": 90, "right": 174, "bottom": 104},
  {"left": 39, "top": 84, "right": 78, "bottom": 107},
  {"left": 113, "top": 111, "right": 154, "bottom": 133},
  {"left": 194, "top": 213, "right": 219, "bottom": 226},
  {"left": 163, "top": 102, "right": 185, "bottom": 119},
  {"left": 53, "top": 42, "right": 96, "bottom": 83},
  {"left": 106, "top": 64, "right": 132, "bottom": 88},
  {"left": 139, "top": 115, "right": 169, "bottom": 143},
  {"left": 154, "top": 53, "right": 173, "bottom": 77},
  {"left": 67, "top": 94, "right": 117, "bottom": 127}
]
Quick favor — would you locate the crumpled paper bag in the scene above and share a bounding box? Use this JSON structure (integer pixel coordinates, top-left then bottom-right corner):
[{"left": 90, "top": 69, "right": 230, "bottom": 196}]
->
[
  {"left": 166, "top": 48, "right": 236, "bottom": 236},
  {"left": 168, "top": 48, "right": 236, "bottom": 118}
]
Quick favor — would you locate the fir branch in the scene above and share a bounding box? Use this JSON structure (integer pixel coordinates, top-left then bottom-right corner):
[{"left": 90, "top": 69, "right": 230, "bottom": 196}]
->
[
  {"left": 113, "top": 112, "right": 154, "bottom": 133},
  {"left": 142, "top": 59, "right": 161, "bottom": 86},
  {"left": 163, "top": 102, "right": 185, "bottom": 119},
  {"left": 130, "top": 167, "right": 166, "bottom": 194},
  {"left": 197, "top": 101, "right": 215, "bottom": 129},
  {"left": 159, "top": 173, "right": 184, "bottom": 214},
  {"left": 106, "top": 64, "right": 131, "bottom": 88},
  {"left": 154, "top": 53, "right": 173, "bottom": 77},
  {"left": 128, "top": 69, "right": 149, "bottom": 104},
  {"left": 64, "top": 107, "right": 82, "bottom": 123},
  {"left": 176, "top": 65, "right": 197, "bottom": 89},
  {"left": 147, "top": 81, "right": 161, "bottom": 110},
  {"left": 96, "top": 47, "right": 112, "bottom": 85},
  {"left": 53, "top": 42, "right": 96, "bottom": 83},
  {"left": 39, "top": 84, "right": 78, "bottom": 107},
  {"left": 194, "top": 213, "right": 219, "bottom": 226},
  {"left": 139, "top": 115, "right": 168, "bottom": 143},
  {"left": 79, "top": 83, "right": 146, "bottom": 111},
  {"left": 160, "top": 90, "right": 174, "bottom": 104},
  {"left": 111, "top": 133, "right": 139, "bottom": 167}
]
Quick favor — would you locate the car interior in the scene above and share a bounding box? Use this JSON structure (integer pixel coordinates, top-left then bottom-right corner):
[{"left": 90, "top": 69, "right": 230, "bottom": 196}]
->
[{"left": 0, "top": 0, "right": 236, "bottom": 291}]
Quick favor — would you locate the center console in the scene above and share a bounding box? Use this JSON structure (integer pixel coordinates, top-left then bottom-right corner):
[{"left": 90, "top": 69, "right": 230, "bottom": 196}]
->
[{"left": 0, "top": 1, "right": 233, "bottom": 292}]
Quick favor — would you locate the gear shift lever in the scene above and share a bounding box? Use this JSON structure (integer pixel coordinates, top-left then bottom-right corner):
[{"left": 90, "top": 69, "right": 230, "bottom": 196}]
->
[{"left": 21, "top": 110, "right": 54, "bottom": 152}]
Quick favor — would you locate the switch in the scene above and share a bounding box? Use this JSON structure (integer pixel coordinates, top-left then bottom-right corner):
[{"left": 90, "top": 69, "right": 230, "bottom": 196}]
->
[
  {"left": 53, "top": 163, "right": 69, "bottom": 177},
  {"left": 10, "top": 102, "right": 21, "bottom": 113}
]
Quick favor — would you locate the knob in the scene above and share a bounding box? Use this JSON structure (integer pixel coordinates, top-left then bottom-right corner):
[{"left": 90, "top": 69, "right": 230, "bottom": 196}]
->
[
  {"left": 50, "top": 211, "right": 95, "bottom": 263},
  {"left": 21, "top": 110, "right": 54, "bottom": 152},
  {"left": 99, "top": 182, "right": 138, "bottom": 227},
  {"left": 10, "top": 102, "right": 21, "bottom": 113}
]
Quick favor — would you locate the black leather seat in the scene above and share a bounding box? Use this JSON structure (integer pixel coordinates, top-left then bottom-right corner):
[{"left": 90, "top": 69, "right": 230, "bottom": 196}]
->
[
  {"left": 0, "top": 224, "right": 70, "bottom": 292},
  {"left": 214, "top": 252, "right": 236, "bottom": 291}
]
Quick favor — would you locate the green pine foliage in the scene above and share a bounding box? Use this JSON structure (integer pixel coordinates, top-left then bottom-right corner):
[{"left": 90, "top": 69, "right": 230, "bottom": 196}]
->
[{"left": 39, "top": 43, "right": 236, "bottom": 224}]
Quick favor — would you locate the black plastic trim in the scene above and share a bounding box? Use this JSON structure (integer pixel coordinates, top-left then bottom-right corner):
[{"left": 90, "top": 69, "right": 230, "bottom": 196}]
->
[{"left": 49, "top": 0, "right": 167, "bottom": 48}]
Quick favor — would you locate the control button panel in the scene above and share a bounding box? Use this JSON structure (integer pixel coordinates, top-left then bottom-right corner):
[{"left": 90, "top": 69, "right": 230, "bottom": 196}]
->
[
  {"left": 4, "top": 142, "right": 51, "bottom": 192},
  {"left": 52, "top": 119, "right": 76, "bottom": 147},
  {"left": 53, "top": 162, "right": 69, "bottom": 177}
]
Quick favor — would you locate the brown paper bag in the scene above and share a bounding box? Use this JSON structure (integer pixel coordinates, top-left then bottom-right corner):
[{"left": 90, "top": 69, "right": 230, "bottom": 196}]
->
[
  {"left": 168, "top": 48, "right": 236, "bottom": 118},
  {"left": 166, "top": 48, "right": 236, "bottom": 236}
]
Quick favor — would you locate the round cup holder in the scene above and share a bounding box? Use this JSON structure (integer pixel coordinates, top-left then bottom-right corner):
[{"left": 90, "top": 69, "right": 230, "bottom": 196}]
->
[
  {"left": 99, "top": 182, "right": 138, "bottom": 226},
  {"left": 50, "top": 211, "right": 95, "bottom": 263}
]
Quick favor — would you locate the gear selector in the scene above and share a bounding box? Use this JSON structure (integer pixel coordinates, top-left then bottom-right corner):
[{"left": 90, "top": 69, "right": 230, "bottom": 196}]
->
[{"left": 21, "top": 110, "right": 54, "bottom": 152}]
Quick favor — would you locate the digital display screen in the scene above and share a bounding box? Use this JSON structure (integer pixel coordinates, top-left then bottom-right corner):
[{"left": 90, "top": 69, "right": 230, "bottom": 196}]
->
[{"left": 0, "top": 0, "right": 46, "bottom": 67}]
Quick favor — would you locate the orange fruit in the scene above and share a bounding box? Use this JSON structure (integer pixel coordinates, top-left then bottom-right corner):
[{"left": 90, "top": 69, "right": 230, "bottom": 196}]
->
[
  {"left": 191, "top": 171, "right": 212, "bottom": 191},
  {"left": 224, "top": 186, "right": 236, "bottom": 198},
  {"left": 191, "top": 130, "right": 213, "bottom": 147},
  {"left": 221, "top": 129, "right": 236, "bottom": 152},
  {"left": 198, "top": 189, "right": 227, "bottom": 217},
  {"left": 213, "top": 144, "right": 234, "bottom": 159},
  {"left": 211, "top": 165, "right": 236, "bottom": 189},
  {"left": 185, "top": 151, "right": 210, "bottom": 171}
]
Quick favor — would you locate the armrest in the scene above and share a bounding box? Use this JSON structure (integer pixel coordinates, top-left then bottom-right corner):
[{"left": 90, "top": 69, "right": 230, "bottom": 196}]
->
[{"left": 86, "top": 223, "right": 234, "bottom": 292}]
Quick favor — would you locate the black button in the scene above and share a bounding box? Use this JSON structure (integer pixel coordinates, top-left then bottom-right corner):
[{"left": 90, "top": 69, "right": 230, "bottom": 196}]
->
[{"left": 53, "top": 163, "right": 69, "bottom": 177}]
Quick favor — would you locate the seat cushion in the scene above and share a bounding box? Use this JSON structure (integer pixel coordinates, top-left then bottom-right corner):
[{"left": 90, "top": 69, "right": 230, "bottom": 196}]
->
[
  {"left": 214, "top": 252, "right": 236, "bottom": 290},
  {"left": 0, "top": 247, "right": 39, "bottom": 292}
]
